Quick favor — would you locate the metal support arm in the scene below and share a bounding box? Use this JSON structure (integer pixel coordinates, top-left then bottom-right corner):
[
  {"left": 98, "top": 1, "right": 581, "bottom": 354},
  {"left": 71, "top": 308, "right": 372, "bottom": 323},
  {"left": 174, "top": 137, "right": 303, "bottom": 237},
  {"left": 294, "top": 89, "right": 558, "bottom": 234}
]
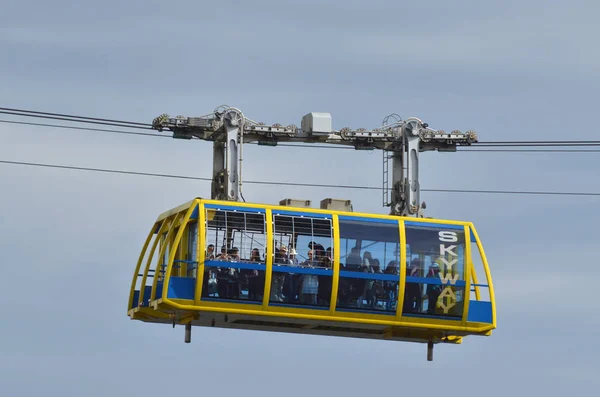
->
[{"left": 152, "top": 106, "right": 478, "bottom": 212}]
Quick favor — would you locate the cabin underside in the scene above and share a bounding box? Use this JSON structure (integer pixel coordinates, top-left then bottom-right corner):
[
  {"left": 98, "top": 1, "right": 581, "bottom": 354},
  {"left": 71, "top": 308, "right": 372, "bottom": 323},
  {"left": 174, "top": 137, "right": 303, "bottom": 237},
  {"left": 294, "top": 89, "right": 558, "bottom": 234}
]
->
[{"left": 128, "top": 301, "right": 492, "bottom": 346}]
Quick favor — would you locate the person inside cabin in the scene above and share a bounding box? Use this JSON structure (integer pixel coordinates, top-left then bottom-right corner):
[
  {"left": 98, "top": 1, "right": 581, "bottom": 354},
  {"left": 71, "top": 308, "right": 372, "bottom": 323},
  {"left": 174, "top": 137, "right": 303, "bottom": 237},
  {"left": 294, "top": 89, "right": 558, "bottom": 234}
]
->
[
  {"left": 247, "top": 248, "right": 264, "bottom": 301},
  {"left": 300, "top": 249, "right": 319, "bottom": 305},
  {"left": 206, "top": 244, "right": 215, "bottom": 260},
  {"left": 229, "top": 247, "right": 240, "bottom": 262},
  {"left": 221, "top": 247, "right": 240, "bottom": 299},
  {"left": 289, "top": 247, "right": 299, "bottom": 265},
  {"left": 270, "top": 244, "right": 287, "bottom": 302},
  {"left": 345, "top": 247, "right": 362, "bottom": 271},
  {"left": 308, "top": 241, "right": 325, "bottom": 260},
  {"left": 216, "top": 246, "right": 232, "bottom": 299},
  {"left": 384, "top": 260, "right": 399, "bottom": 310},
  {"left": 287, "top": 247, "right": 301, "bottom": 303},
  {"left": 217, "top": 246, "right": 229, "bottom": 260},
  {"left": 425, "top": 261, "right": 443, "bottom": 314},
  {"left": 343, "top": 247, "right": 365, "bottom": 306},
  {"left": 366, "top": 258, "right": 383, "bottom": 309},
  {"left": 318, "top": 255, "right": 332, "bottom": 305},
  {"left": 279, "top": 245, "right": 299, "bottom": 303},
  {"left": 403, "top": 258, "right": 422, "bottom": 313}
]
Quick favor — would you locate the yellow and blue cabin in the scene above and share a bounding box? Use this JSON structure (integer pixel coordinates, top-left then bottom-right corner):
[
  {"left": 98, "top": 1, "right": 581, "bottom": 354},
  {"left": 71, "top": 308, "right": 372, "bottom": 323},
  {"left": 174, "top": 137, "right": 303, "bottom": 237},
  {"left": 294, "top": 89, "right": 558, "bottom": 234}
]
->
[{"left": 128, "top": 198, "right": 496, "bottom": 355}]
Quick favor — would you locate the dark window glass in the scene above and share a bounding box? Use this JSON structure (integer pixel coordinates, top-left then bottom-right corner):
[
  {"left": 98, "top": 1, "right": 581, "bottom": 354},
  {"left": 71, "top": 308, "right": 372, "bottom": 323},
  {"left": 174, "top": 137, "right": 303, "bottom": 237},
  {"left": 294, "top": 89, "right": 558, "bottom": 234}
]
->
[
  {"left": 404, "top": 224, "right": 465, "bottom": 318},
  {"left": 336, "top": 219, "right": 400, "bottom": 315}
]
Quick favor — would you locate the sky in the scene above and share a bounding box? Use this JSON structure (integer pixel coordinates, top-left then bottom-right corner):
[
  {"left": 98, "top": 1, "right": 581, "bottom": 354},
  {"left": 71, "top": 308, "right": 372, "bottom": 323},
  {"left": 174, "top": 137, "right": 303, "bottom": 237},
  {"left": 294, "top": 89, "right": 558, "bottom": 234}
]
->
[{"left": 1, "top": 0, "right": 599, "bottom": 395}]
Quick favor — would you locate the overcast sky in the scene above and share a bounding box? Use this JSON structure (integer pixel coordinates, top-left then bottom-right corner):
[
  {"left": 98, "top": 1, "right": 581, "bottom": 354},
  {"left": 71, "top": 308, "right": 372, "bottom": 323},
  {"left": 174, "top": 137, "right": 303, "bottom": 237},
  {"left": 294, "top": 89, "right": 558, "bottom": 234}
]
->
[{"left": 1, "top": 0, "right": 599, "bottom": 395}]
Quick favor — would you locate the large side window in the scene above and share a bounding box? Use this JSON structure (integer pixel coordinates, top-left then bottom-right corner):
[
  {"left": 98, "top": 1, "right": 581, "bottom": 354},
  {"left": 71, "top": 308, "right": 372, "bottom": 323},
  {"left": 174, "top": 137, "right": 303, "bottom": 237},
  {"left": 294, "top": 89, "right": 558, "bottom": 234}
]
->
[
  {"left": 184, "top": 222, "right": 198, "bottom": 278},
  {"left": 336, "top": 217, "right": 400, "bottom": 315},
  {"left": 201, "top": 206, "right": 266, "bottom": 304},
  {"left": 404, "top": 222, "right": 466, "bottom": 318},
  {"left": 270, "top": 212, "right": 333, "bottom": 309}
]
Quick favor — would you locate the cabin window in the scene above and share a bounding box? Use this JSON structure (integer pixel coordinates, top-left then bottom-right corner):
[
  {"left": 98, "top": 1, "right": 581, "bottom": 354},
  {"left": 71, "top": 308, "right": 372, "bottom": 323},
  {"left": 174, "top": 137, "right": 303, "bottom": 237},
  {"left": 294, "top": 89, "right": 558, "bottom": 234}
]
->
[
  {"left": 404, "top": 223, "right": 466, "bottom": 319},
  {"left": 201, "top": 207, "right": 267, "bottom": 304},
  {"left": 336, "top": 217, "right": 400, "bottom": 315},
  {"left": 468, "top": 229, "right": 490, "bottom": 302},
  {"left": 185, "top": 222, "right": 198, "bottom": 278},
  {"left": 271, "top": 212, "right": 333, "bottom": 309}
]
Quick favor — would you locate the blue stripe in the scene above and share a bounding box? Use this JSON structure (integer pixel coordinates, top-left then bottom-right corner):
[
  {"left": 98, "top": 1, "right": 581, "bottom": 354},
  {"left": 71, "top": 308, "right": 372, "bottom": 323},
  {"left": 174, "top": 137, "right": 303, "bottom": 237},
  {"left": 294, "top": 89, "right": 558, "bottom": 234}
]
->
[
  {"left": 336, "top": 308, "right": 396, "bottom": 316},
  {"left": 405, "top": 221, "right": 464, "bottom": 230},
  {"left": 204, "top": 204, "right": 266, "bottom": 213},
  {"left": 339, "top": 271, "right": 399, "bottom": 282},
  {"left": 339, "top": 216, "right": 399, "bottom": 225},
  {"left": 272, "top": 210, "right": 332, "bottom": 219},
  {"left": 470, "top": 229, "right": 477, "bottom": 243},
  {"left": 272, "top": 265, "right": 333, "bottom": 276},
  {"left": 204, "top": 260, "right": 266, "bottom": 271},
  {"left": 269, "top": 303, "right": 329, "bottom": 311},
  {"left": 471, "top": 283, "right": 489, "bottom": 287},
  {"left": 402, "top": 313, "right": 462, "bottom": 321},
  {"left": 406, "top": 276, "right": 467, "bottom": 287},
  {"left": 201, "top": 297, "right": 261, "bottom": 305}
]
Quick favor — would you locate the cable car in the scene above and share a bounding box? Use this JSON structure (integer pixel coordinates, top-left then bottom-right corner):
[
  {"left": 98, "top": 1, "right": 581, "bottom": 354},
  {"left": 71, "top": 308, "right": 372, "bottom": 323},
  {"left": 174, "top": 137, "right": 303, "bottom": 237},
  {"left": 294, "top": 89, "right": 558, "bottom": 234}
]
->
[{"left": 127, "top": 198, "right": 495, "bottom": 360}]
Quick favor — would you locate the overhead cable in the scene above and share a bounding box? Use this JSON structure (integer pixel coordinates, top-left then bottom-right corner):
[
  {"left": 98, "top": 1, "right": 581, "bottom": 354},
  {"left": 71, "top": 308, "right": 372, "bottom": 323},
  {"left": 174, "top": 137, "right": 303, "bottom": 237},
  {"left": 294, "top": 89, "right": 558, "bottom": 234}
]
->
[{"left": 2, "top": 159, "right": 600, "bottom": 197}]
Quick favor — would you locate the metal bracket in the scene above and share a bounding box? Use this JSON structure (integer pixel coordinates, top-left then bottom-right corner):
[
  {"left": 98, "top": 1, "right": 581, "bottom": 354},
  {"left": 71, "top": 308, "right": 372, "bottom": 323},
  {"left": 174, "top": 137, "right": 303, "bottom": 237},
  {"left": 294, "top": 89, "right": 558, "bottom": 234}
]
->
[{"left": 152, "top": 107, "right": 478, "bottom": 210}]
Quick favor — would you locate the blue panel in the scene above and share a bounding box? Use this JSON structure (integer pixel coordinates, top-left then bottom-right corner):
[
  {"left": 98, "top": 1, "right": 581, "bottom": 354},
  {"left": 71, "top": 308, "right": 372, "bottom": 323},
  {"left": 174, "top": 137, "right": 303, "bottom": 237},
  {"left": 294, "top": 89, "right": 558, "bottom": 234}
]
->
[
  {"left": 339, "top": 216, "right": 399, "bottom": 225},
  {"left": 204, "top": 260, "right": 266, "bottom": 271},
  {"left": 467, "top": 301, "right": 493, "bottom": 323},
  {"left": 336, "top": 308, "right": 396, "bottom": 316},
  {"left": 155, "top": 282, "right": 164, "bottom": 300},
  {"left": 142, "top": 285, "right": 153, "bottom": 304},
  {"left": 190, "top": 205, "right": 199, "bottom": 219},
  {"left": 269, "top": 303, "right": 329, "bottom": 310},
  {"left": 272, "top": 210, "right": 332, "bottom": 219},
  {"left": 201, "top": 297, "right": 261, "bottom": 305},
  {"left": 470, "top": 229, "right": 477, "bottom": 243},
  {"left": 273, "top": 265, "right": 333, "bottom": 276},
  {"left": 204, "top": 204, "right": 265, "bottom": 213},
  {"left": 131, "top": 290, "right": 140, "bottom": 309},
  {"left": 167, "top": 277, "right": 196, "bottom": 300},
  {"left": 405, "top": 275, "right": 467, "bottom": 287},
  {"left": 339, "top": 271, "right": 400, "bottom": 282},
  {"left": 405, "top": 221, "right": 465, "bottom": 230},
  {"left": 403, "top": 313, "right": 462, "bottom": 321}
]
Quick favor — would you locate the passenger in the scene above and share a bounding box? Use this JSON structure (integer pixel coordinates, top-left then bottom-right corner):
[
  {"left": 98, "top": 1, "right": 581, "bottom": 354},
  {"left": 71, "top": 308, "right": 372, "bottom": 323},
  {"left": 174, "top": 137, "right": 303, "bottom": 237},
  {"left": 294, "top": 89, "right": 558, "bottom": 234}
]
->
[
  {"left": 384, "top": 260, "right": 399, "bottom": 311},
  {"left": 270, "top": 244, "right": 287, "bottom": 302},
  {"left": 425, "top": 261, "right": 443, "bottom": 314},
  {"left": 228, "top": 247, "right": 240, "bottom": 262},
  {"left": 403, "top": 258, "right": 422, "bottom": 313},
  {"left": 289, "top": 248, "right": 299, "bottom": 266},
  {"left": 346, "top": 247, "right": 362, "bottom": 271},
  {"left": 308, "top": 241, "right": 326, "bottom": 260},
  {"left": 247, "top": 248, "right": 264, "bottom": 301},
  {"left": 363, "top": 251, "right": 373, "bottom": 268},
  {"left": 216, "top": 246, "right": 229, "bottom": 261},
  {"left": 317, "top": 255, "right": 332, "bottom": 305},
  {"left": 283, "top": 246, "right": 299, "bottom": 303},
  {"left": 202, "top": 244, "right": 216, "bottom": 297},
  {"left": 206, "top": 244, "right": 215, "bottom": 259},
  {"left": 300, "top": 250, "right": 319, "bottom": 305},
  {"left": 366, "top": 259, "right": 382, "bottom": 309}
]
